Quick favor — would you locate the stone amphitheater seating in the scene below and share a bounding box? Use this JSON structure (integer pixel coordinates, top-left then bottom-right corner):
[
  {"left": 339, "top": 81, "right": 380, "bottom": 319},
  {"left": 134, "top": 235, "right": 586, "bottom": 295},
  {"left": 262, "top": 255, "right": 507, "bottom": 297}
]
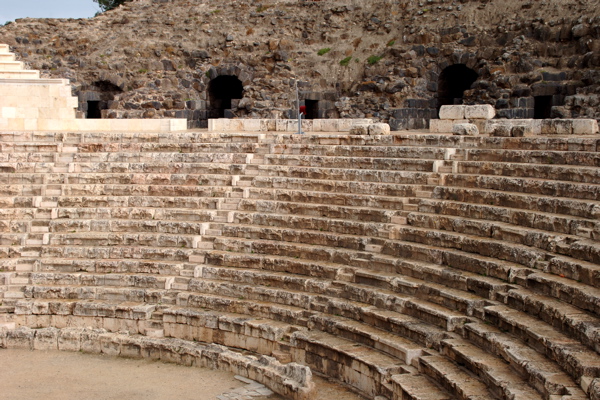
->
[
  {"left": 0, "top": 44, "right": 186, "bottom": 132},
  {"left": 1, "top": 129, "right": 600, "bottom": 400}
]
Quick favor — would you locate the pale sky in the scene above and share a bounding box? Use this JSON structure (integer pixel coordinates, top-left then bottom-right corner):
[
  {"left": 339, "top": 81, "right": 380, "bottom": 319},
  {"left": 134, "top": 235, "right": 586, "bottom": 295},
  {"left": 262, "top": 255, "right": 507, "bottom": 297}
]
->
[{"left": 0, "top": 0, "right": 100, "bottom": 24}]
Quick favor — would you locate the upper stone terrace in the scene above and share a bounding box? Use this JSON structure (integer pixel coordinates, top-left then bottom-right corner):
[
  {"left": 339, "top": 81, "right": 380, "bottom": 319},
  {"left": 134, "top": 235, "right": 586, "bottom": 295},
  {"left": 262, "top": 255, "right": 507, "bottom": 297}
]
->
[
  {"left": 1, "top": 128, "right": 599, "bottom": 400},
  {"left": 0, "top": 44, "right": 186, "bottom": 133}
]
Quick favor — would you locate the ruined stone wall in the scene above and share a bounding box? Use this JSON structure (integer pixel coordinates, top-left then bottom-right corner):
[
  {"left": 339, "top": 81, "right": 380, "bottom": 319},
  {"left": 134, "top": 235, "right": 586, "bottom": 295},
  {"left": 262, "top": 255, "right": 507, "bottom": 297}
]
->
[{"left": 1, "top": 0, "right": 598, "bottom": 129}]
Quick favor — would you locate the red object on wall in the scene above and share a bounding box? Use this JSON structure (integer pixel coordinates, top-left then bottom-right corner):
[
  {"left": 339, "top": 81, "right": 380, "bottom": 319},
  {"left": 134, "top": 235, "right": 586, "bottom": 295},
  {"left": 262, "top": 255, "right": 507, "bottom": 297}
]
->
[{"left": 299, "top": 105, "right": 306, "bottom": 115}]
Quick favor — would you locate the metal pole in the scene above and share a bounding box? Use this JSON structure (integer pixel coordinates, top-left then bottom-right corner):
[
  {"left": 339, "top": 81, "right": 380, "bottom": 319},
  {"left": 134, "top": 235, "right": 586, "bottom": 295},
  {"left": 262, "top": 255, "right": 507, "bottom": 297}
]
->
[{"left": 295, "top": 79, "right": 304, "bottom": 134}]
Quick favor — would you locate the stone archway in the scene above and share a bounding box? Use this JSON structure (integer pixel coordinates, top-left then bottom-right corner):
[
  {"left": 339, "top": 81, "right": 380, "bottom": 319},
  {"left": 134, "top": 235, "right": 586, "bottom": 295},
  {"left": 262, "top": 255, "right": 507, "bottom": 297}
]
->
[
  {"left": 437, "top": 64, "right": 478, "bottom": 109},
  {"left": 208, "top": 75, "right": 243, "bottom": 118},
  {"left": 79, "top": 80, "right": 123, "bottom": 119}
]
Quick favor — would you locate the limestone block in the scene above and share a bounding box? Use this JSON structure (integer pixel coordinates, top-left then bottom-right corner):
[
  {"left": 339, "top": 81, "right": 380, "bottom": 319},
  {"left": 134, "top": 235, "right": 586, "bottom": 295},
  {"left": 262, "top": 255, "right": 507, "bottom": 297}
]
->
[
  {"left": 58, "top": 328, "right": 83, "bottom": 351},
  {"left": 439, "top": 105, "right": 466, "bottom": 120},
  {"left": 541, "top": 119, "right": 573, "bottom": 135},
  {"left": 260, "top": 119, "right": 276, "bottom": 132},
  {"left": 5, "top": 327, "right": 34, "bottom": 349},
  {"left": 208, "top": 119, "right": 225, "bottom": 131},
  {"left": 368, "top": 123, "right": 391, "bottom": 135},
  {"left": 311, "top": 120, "right": 322, "bottom": 132},
  {"left": 275, "top": 119, "right": 288, "bottom": 132},
  {"left": 350, "top": 124, "right": 369, "bottom": 135},
  {"left": 320, "top": 119, "right": 340, "bottom": 132},
  {"left": 1, "top": 106, "right": 16, "bottom": 118},
  {"left": 554, "top": 119, "right": 574, "bottom": 135},
  {"left": 510, "top": 125, "right": 532, "bottom": 137},
  {"left": 301, "top": 119, "right": 313, "bottom": 132},
  {"left": 452, "top": 123, "right": 479, "bottom": 136},
  {"left": 429, "top": 119, "right": 454, "bottom": 133},
  {"left": 573, "top": 119, "right": 599, "bottom": 135},
  {"left": 229, "top": 119, "right": 244, "bottom": 132},
  {"left": 33, "top": 327, "right": 60, "bottom": 350},
  {"left": 242, "top": 119, "right": 262, "bottom": 132},
  {"left": 468, "top": 119, "right": 487, "bottom": 134},
  {"left": 490, "top": 125, "right": 511, "bottom": 137},
  {"left": 465, "top": 104, "right": 496, "bottom": 120}
]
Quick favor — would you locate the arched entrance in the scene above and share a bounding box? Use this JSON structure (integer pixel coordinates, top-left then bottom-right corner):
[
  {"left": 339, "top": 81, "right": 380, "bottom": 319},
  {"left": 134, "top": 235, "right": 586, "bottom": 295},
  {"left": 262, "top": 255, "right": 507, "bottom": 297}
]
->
[
  {"left": 208, "top": 76, "right": 243, "bottom": 118},
  {"left": 437, "top": 64, "right": 478, "bottom": 109},
  {"left": 80, "top": 80, "right": 123, "bottom": 119}
]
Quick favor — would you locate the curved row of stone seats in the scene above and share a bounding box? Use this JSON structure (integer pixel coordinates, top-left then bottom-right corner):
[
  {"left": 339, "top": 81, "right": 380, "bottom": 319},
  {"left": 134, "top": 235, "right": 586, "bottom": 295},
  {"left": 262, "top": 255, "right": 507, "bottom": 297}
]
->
[
  {"left": 2, "top": 132, "right": 596, "bottom": 398},
  {"left": 0, "top": 326, "right": 315, "bottom": 400}
]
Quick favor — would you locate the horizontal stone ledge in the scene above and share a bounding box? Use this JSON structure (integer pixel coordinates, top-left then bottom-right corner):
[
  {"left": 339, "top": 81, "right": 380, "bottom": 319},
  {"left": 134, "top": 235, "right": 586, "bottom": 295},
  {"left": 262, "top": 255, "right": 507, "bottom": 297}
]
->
[
  {"left": 0, "top": 118, "right": 188, "bottom": 133},
  {"left": 485, "top": 118, "right": 599, "bottom": 135},
  {"left": 208, "top": 118, "right": 374, "bottom": 133},
  {"left": 0, "top": 326, "right": 316, "bottom": 400},
  {"left": 0, "top": 78, "right": 71, "bottom": 85}
]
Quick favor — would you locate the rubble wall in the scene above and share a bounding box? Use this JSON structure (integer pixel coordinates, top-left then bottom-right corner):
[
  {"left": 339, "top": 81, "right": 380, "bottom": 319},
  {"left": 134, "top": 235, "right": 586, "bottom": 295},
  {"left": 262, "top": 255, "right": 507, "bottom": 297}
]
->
[{"left": 0, "top": 0, "right": 598, "bottom": 129}]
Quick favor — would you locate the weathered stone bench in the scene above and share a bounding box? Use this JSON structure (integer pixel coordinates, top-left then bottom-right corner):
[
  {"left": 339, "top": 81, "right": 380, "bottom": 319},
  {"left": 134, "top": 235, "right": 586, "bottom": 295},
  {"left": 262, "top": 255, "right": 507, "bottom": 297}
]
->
[
  {"left": 417, "top": 198, "right": 599, "bottom": 239},
  {"left": 208, "top": 118, "right": 373, "bottom": 133},
  {"left": 0, "top": 326, "right": 315, "bottom": 400}
]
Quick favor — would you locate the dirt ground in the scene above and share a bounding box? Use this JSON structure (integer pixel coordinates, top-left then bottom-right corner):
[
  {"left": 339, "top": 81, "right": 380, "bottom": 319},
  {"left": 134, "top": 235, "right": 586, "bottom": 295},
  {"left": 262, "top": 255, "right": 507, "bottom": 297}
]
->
[{"left": 0, "top": 349, "right": 364, "bottom": 400}]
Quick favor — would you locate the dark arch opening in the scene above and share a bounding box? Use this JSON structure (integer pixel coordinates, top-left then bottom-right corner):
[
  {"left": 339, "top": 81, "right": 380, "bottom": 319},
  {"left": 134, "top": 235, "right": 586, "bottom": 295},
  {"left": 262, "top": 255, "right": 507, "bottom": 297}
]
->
[
  {"left": 82, "top": 80, "right": 123, "bottom": 119},
  {"left": 437, "top": 64, "right": 478, "bottom": 110},
  {"left": 534, "top": 96, "right": 553, "bottom": 119},
  {"left": 304, "top": 100, "right": 319, "bottom": 120},
  {"left": 208, "top": 76, "right": 243, "bottom": 118}
]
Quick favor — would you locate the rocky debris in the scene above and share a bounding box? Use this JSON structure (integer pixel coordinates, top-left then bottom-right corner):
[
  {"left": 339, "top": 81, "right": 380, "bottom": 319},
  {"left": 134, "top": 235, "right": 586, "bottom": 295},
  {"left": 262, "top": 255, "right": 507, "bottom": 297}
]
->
[
  {"left": 368, "top": 123, "right": 391, "bottom": 135},
  {"left": 349, "top": 124, "right": 369, "bottom": 135},
  {"left": 452, "top": 123, "right": 478, "bottom": 135}
]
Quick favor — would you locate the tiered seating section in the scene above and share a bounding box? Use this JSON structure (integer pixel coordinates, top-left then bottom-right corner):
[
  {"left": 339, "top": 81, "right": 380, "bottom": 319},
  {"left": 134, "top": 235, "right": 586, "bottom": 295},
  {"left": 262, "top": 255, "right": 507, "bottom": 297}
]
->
[
  {"left": 0, "top": 44, "right": 186, "bottom": 132},
  {"left": 1, "top": 130, "right": 599, "bottom": 400}
]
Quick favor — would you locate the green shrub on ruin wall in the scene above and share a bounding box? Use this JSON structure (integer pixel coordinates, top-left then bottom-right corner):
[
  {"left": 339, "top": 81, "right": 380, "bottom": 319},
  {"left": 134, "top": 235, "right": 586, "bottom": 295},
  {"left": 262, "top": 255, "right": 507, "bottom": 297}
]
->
[
  {"left": 367, "top": 55, "right": 383, "bottom": 65},
  {"left": 317, "top": 48, "right": 331, "bottom": 56},
  {"left": 340, "top": 57, "right": 352, "bottom": 67}
]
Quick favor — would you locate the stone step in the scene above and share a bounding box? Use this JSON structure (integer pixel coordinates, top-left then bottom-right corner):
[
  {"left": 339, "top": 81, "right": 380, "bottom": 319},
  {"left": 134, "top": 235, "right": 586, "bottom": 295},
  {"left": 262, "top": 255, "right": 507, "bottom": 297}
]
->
[
  {"left": 390, "top": 374, "right": 453, "bottom": 400},
  {"left": 445, "top": 173, "right": 600, "bottom": 202},
  {"left": 457, "top": 160, "right": 600, "bottom": 185},
  {"left": 6, "top": 244, "right": 193, "bottom": 262},
  {"left": 46, "top": 232, "right": 205, "bottom": 248},
  {"left": 249, "top": 175, "right": 432, "bottom": 198},
  {"left": 292, "top": 329, "right": 406, "bottom": 398},
  {"left": 504, "top": 288, "right": 600, "bottom": 353},
  {"left": 0, "top": 61, "right": 25, "bottom": 71},
  {"left": 419, "top": 355, "right": 495, "bottom": 400},
  {"left": 268, "top": 144, "right": 448, "bottom": 160},
  {"left": 3, "top": 291, "right": 25, "bottom": 299},
  {"left": 29, "top": 272, "right": 173, "bottom": 290},
  {"left": 441, "top": 337, "right": 545, "bottom": 400},
  {"left": 238, "top": 197, "right": 405, "bottom": 222},
  {"left": 462, "top": 321, "right": 588, "bottom": 398},
  {"left": 432, "top": 185, "right": 599, "bottom": 223},
  {"left": 47, "top": 218, "right": 216, "bottom": 236},
  {"left": 262, "top": 154, "right": 438, "bottom": 172},
  {"left": 0, "top": 53, "right": 15, "bottom": 61},
  {"left": 0, "top": 70, "right": 40, "bottom": 79},
  {"left": 232, "top": 210, "right": 393, "bottom": 238},
  {"left": 255, "top": 164, "right": 437, "bottom": 184},
  {"left": 405, "top": 211, "right": 600, "bottom": 280},
  {"left": 194, "top": 260, "right": 470, "bottom": 333},
  {"left": 483, "top": 304, "right": 600, "bottom": 383},
  {"left": 462, "top": 148, "right": 600, "bottom": 167},
  {"left": 417, "top": 198, "right": 599, "bottom": 239}
]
